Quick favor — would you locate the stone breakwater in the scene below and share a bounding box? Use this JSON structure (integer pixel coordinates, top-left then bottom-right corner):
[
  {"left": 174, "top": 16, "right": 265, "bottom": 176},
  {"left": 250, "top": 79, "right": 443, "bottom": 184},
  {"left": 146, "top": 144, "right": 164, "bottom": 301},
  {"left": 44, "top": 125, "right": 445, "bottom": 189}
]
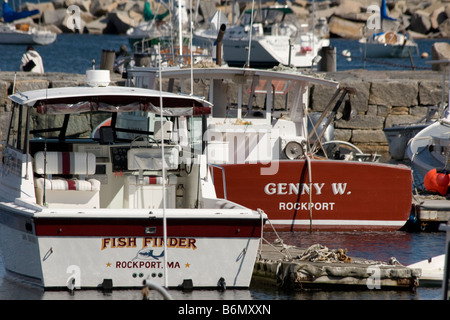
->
[
  {"left": 15, "top": 0, "right": 450, "bottom": 40},
  {"left": 0, "top": 69, "right": 445, "bottom": 162}
]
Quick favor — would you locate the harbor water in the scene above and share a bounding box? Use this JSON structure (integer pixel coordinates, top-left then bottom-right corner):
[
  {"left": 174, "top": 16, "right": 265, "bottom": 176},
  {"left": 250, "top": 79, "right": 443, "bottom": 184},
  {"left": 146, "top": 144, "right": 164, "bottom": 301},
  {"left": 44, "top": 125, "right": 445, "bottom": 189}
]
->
[
  {"left": 0, "top": 34, "right": 449, "bottom": 301},
  {"left": 1, "top": 34, "right": 450, "bottom": 73}
]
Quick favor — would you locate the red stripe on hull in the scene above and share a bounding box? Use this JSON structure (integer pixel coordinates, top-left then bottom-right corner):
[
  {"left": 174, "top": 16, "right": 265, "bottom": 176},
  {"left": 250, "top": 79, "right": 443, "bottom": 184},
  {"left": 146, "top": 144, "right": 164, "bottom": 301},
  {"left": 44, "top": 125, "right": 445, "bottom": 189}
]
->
[
  {"left": 34, "top": 217, "right": 263, "bottom": 238},
  {"left": 211, "top": 160, "right": 412, "bottom": 231}
]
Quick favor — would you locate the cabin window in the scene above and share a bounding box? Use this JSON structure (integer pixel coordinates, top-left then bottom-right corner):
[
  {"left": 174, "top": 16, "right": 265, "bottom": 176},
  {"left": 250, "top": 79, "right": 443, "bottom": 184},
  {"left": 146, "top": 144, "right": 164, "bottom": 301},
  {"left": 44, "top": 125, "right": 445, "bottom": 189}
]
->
[{"left": 6, "top": 103, "right": 29, "bottom": 153}]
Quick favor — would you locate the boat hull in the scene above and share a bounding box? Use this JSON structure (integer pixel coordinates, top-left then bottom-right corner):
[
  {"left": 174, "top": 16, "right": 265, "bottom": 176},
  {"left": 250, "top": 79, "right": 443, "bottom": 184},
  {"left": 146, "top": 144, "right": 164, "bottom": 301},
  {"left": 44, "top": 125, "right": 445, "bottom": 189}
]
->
[
  {"left": 384, "top": 123, "right": 429, "bottom": 160},
  {"left": 406, "top": 120, "right": 450, "bottom": 189},
  {"left": 0, "top": 31, "right": 56, "bottom": 45},
  {"left": 360, "top": 42, "right": 418, "bottom": 58},
  {"left": 223, "top": 36, "right": 329, "bottom": 68},
  {"left": 407, "top": 254, "right": 445, "bottom": 286},
  {"left": 211, "top": 160, "right": 412, "bottom": 231},
  {"left": 0, "top": 206, "right": 263, "bottom": 289}
]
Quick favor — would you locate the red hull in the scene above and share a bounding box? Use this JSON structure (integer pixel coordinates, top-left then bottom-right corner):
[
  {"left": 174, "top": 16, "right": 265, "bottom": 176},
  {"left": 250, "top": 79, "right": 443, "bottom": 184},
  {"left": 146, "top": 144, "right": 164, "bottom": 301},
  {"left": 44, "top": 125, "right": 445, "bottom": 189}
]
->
[{"left": 211, "top": 160, "right": 412, "bottom": 231}]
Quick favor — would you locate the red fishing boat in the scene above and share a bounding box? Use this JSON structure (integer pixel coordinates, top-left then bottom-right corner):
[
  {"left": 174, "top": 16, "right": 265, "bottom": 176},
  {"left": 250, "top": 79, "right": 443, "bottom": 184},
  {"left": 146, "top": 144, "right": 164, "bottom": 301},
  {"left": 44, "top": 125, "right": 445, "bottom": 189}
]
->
[{"left": 124, "top": 66, "right": 412, "bottom": 231}]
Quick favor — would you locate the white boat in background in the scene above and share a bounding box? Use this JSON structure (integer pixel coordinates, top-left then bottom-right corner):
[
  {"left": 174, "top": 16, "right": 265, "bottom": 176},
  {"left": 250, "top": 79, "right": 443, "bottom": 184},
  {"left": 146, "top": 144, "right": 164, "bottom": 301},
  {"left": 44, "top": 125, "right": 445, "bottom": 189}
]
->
[
  {"left": 359, "top": 30, "right": 418, "bottom": 59},
  {"left": 406, "top": 119, "right": 450, "bottom": 192},
  {"left": 0, "top": 22, "right": 56, "bottom": 45},
  {"left": 384, "top": 105, "right": 438, "bottom": 161},
  {"left": 221, "top": 3, "right": 329, "bottom": 68},
  {"left": 0, "top": 69, "right": 266, "bottom": 290},
  {"left": 1, "top": 0, "right": 56, "bottom": 45},
  {"left": 359, "top": 0, "right": 418, "bottom": 59},
  {"left": 407, "top": 254, "right": 445, "bottom": 286},
  {"left": 126, "top": 0, "right": 211, "bottom": 68}
]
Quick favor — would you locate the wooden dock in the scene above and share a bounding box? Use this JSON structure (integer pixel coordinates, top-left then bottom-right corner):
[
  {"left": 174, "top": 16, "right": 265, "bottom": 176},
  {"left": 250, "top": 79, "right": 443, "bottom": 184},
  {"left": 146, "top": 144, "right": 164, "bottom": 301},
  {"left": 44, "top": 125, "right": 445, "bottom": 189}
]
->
[
  {"left": 252, "top": 242, "right": 421, "bottom": 290},
  {"left": 415, "top": 198, "right": 450, "bottom": 225}
]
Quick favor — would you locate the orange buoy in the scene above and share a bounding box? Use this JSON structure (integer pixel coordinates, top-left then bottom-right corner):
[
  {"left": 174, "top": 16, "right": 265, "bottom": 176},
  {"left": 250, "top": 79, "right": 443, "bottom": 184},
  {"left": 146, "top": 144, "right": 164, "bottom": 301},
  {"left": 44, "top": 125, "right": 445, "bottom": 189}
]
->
[{"left": 424, "top": 168, "right": 449, "bottom": 195}]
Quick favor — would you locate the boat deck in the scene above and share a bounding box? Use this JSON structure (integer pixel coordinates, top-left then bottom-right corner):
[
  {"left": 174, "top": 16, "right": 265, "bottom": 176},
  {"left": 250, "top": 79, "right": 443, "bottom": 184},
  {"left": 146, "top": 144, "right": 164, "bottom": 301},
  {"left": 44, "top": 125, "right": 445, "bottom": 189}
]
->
[{"left": 253, "top": 242, "right": 421, "bottom": 290}]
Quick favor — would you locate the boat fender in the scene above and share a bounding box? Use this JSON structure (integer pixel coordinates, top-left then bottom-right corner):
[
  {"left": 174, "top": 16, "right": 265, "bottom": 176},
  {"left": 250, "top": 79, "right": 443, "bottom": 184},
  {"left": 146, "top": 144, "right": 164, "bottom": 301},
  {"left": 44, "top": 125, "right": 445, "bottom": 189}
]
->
[
  {"left": 217, "top": 277, "right": 226, "bottom": 291},
  {"left": 424, "top": 168, "right": 449, "bottom": 196}
]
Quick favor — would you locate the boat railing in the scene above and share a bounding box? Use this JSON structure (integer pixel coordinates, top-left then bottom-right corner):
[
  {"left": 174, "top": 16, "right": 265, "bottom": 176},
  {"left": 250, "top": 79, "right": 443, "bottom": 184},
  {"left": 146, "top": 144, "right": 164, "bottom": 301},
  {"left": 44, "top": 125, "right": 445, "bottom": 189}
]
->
[{"left": 208, "top": 163, "right": 227, "bottom": 200}]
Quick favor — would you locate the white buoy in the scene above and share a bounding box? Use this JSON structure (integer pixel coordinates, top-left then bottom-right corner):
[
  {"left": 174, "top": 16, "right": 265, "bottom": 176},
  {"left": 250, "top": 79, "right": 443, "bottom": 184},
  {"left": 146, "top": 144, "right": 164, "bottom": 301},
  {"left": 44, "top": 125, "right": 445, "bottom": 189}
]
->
[{"left": 342, "top": 49, "right": 352, "bottom": 62}]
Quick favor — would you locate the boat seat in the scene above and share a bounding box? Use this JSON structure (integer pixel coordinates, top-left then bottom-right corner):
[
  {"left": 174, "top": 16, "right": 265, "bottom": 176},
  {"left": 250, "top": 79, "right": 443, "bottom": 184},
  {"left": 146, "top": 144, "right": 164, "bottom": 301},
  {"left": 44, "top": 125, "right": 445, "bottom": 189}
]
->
[
  {"left": 127, "top": 145, "right": 180, "bottom": 171},
  {"left": 154, "top": 120, "right": 173, "bottom": 142},
  {"left": 124, "top": 174, "right": 176, "bottom": 209},
  {"left": 33, "top": 151, "right": 101, "bottom": 208}
]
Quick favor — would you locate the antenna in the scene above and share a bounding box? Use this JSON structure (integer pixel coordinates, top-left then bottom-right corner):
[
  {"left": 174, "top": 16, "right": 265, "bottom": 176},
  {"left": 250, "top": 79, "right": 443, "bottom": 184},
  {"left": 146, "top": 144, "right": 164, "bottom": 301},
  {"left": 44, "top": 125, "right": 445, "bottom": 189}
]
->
[
  {"left": 189, "top": 0, "right": 193, "bottom": 95},
  {"left": 158, "top": 42, "right": 169, "bottom": 289},
  {"left": 246, "top": 0, "right": 256, "bottom": 68}
]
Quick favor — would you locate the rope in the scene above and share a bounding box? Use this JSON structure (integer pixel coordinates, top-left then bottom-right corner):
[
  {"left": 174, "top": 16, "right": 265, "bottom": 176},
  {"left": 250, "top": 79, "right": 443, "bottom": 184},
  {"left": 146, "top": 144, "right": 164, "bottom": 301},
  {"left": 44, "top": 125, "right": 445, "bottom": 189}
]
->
[{"left": 259, "top": 210, "right": 293, "bottom": 261}]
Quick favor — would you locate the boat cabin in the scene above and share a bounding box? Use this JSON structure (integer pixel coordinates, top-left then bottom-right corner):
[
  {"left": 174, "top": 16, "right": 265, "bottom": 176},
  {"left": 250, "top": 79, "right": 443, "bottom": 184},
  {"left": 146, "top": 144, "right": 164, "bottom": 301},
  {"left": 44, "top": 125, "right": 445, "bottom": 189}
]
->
[
  {"left": 125, "top": 66, "right": 340, "bottom": 163},
  {"left": 3, "top": 71, "right": 213, "bottom": 210}
]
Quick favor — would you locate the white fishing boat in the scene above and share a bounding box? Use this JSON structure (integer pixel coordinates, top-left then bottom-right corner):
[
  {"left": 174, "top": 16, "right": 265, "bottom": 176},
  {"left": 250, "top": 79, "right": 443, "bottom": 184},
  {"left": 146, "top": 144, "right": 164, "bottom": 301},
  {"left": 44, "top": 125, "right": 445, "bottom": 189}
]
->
[
  {"left": 124, "top": 65, "right": 413, "bottom": 232},
  {"left": 407, "top": 254, "right": 445, "bottom": 286},
  {"left": 220, "top": 3, "right": 329, "bottom": 68},
  {"left": 0, "top": 69, "right": 266, "bottom": 290}
]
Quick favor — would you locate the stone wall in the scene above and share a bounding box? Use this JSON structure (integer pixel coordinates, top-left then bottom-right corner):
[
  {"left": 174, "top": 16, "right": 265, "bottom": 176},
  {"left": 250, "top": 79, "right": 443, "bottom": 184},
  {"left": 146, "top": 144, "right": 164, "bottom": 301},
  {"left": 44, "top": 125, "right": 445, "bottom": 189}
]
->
[
  {"left": 0, "top": 70, "right": 446, "bottom": 162},
  {"left": 309, "top": 69, "right": 446, "bottom": 161}
]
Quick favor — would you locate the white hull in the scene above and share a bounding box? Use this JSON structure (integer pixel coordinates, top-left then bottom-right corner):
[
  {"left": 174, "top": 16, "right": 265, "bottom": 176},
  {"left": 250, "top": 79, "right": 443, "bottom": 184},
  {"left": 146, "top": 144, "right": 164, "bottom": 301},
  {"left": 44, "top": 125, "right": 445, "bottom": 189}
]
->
[
  {"left": 359, "top": 32, "right": 418, "bottom": 59},
  {"left": 408, "top": 254, "right": 445, "bottom": 285},
  {"left": 222, "top": 35, "right": 328, "bottom": 68},
  {"left": 0, "top": 23, "right": 56, "bottom": 45},
  {"left": 361, "top": 42, "right": 418, "bottom": 58},
  {"left": 0, "top": 32, "right": 56, "bottom": 45},
  {"left": 0, "top": 208, "right": 260, "bottom": 288}
]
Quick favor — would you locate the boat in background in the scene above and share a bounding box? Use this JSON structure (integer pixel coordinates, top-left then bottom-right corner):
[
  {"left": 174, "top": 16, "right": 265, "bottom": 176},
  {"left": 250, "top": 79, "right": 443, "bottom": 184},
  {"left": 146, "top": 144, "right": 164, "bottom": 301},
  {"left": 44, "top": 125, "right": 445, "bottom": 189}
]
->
[
  {"left": 359, "top": 0, "right": 418, "bottom": 59},
  {"left": 125, "top": 0, "right": 172, "bottom": 50},
  {"left": 407, "top": 254, "right": 445, "bottom": 286},
  {"left": 0, "top": 22, "right": 56, "bottom": 45},
  {"left": 126, "top": 0, "right": 212, "bottom": 68},
  {"left": 406, "top": 118, "right": 450, "bottom": 192},
  {"left": 0, "top": 0, "right": 56, "bottom": 45},
  {"left": 384, "top": 105, "right": 438, "bottom": 161},
  {"left": 0, "top": 69, "right": 266, "bottom": 290},
  {"left": 124, "top": 65, "right": 413, "bottom": 232},
  {"left": 221, "top": 3, "right": 329, "bottom": 68},
  {"left": 359, "top": 30, "right": 418, "bottom": 59}
]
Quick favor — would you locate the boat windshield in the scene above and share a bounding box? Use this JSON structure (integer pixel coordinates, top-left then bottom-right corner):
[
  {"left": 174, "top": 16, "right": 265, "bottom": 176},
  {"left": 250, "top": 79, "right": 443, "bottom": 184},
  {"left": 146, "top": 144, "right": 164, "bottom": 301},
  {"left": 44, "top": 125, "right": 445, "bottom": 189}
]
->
[{"left": 240, "top": 7, "right": 296, "bottom": 26}]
